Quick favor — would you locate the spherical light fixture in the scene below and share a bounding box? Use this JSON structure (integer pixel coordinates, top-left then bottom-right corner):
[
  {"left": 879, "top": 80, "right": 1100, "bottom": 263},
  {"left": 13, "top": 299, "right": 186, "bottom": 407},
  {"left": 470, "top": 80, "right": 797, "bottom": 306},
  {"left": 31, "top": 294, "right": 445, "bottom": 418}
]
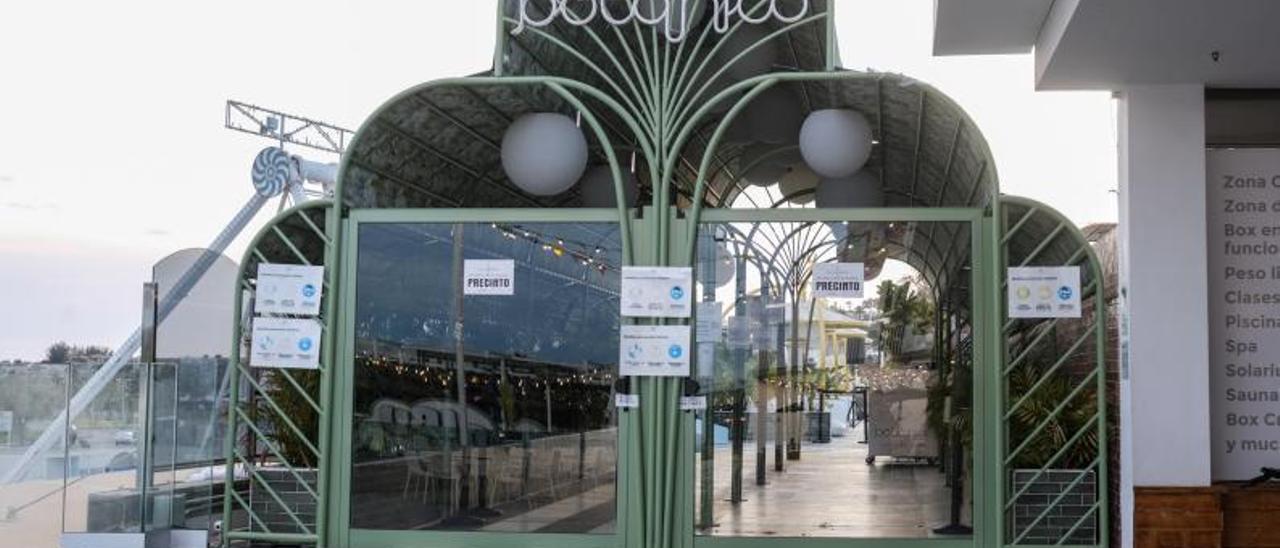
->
[
  {"left": 501, "top": 113, "right": 589, "bottom": 196},
  {"left": 709, "top": 243, "right": 735, "bottom": 286},
  {"left": 743, "top": 162, "right": 788, "bottom": 187},
  {"left": 800, "top": 109, "right": 874, "bottom": 179},
  {"left": 778, "top": 164, "right": 819, "bottom": 204},
  {"left": 740, "top": 144, "right": 800, "bottom": 187},
  {"left": 814, "top": 169, "right": 883, "bottom": 209},
  {"left": 696, "top": 243, "right": 734, "bottom": 296},
  {"left": 578, "top": 165, "right": 639, "bottom": 208}
]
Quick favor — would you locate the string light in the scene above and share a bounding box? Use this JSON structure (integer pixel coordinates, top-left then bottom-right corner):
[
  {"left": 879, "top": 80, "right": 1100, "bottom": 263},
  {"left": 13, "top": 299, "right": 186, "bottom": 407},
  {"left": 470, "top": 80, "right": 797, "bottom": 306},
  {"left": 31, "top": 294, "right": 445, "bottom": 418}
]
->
[
  {"left": 357, "top": 351, "right": 616, "bottom": 389},
  {"left": 490, "top": 223, "right": 622, "bottom": 274}
]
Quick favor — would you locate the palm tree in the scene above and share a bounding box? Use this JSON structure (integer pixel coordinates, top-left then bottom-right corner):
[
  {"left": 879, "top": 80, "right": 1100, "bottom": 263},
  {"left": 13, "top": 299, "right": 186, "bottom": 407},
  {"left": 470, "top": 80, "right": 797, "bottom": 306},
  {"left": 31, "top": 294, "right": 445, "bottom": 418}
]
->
[{"left": 875, "top": 279, "right": 933, "bottom": 361}]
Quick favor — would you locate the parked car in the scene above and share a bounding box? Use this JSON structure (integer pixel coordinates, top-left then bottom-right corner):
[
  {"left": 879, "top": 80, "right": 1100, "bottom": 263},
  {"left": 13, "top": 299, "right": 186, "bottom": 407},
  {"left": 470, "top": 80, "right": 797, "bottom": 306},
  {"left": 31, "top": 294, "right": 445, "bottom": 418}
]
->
[{"left": 113, "top": 429, "right": 136, "bottom": 446}]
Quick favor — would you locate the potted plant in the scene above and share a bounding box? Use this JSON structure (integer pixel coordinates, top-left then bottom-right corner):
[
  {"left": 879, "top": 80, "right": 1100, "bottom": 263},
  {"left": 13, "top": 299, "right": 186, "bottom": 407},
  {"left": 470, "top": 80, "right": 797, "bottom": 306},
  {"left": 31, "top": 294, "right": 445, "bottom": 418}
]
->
[
  {"left": 247, "top": 368, "right": 322, "bottom": 537},
  {"left": 1006, "top": 358, "right": 1100, "bottom": 545}
]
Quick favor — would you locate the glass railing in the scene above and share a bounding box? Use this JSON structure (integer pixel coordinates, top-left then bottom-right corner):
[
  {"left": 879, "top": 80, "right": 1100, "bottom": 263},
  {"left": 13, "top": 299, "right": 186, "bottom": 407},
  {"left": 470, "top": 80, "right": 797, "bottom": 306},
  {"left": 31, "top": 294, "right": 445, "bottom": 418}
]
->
[
  {"left": 0, "top": 358, "right": 230, "bottom": 548},
  {"left": 149, "top": 358, "right": 230, "bottom": 543}
]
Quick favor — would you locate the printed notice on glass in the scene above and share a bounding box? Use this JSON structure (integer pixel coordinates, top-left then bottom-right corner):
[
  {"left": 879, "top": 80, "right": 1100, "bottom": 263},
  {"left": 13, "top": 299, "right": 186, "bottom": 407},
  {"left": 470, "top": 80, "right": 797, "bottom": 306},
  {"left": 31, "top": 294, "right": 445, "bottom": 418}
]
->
[
  {"left": 619, "top": 324, "right": 691, "bottom": 377},
  {"left": 812, "top": 263, "right": 865, "bottom": 298},
  {"left": 615, "top": 394, "right": 640, "bottom": 409},
  {"left": 1207, "top": 149, "right": 1280, "bottom": 481},
  {"left": 251, "top": 317, "right": 322, "bottom": 369},
  {"left": 1007, "top": 267, "right": 1081, "bottom": 319},
  {"left": 255, "top": 264, "right": 325, "bottom": 316},
  {"left": 696, "top": 302, "right": 723, "bottom": 341},
  {"left": 621, "top": 267, "right": 693, "bottom": 318},
  {"left": 680, "top": 396, "right": 708, "bottom": 411},
  {"left": 0, "top": 411, "right": 12, "bottom": 434},
  {"left": 464, "top": 260, "right": 515, "bottom": 296}
]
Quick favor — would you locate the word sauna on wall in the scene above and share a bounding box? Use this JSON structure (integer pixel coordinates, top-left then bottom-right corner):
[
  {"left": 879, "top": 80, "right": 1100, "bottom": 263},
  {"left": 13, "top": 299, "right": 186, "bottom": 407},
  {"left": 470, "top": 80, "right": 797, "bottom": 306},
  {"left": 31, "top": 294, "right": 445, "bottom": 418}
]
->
[{"left": 512, "top": 0, "right": 812, "bottom": 42}]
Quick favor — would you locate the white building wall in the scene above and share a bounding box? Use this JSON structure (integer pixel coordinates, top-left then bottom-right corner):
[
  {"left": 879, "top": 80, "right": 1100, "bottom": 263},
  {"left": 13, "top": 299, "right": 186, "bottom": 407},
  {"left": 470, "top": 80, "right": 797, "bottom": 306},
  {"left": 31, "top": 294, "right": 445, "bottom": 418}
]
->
[
  {"left": 1117, "top": 84, "right": 1212, "bottom": 486},
  {"left": 1117, "top": 83, "right": 1211, "bottom": 548}
]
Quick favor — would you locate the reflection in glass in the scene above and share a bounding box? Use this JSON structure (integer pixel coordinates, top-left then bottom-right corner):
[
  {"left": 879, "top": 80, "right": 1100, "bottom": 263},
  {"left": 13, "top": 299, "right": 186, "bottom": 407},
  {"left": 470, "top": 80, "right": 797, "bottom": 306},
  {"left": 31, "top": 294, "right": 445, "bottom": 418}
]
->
[
  {"left": 694, "top": 221, "right": 973, "bottom": 539},
  {"left": 351, "top": 222, "right": 620, "bottom": 533},
  {"left": 147, "top": 359, "right": 228, "bottom": 535},
  {"left": 0, "top": 362, "right": 147, "bottom": 546}
]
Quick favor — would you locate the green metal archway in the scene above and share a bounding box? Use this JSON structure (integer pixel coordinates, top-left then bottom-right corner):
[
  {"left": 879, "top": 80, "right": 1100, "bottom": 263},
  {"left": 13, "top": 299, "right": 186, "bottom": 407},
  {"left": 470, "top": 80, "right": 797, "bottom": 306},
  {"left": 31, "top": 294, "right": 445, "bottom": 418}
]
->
[{"left": 221, "top": 2, "right": 1110, "bottom": 547}]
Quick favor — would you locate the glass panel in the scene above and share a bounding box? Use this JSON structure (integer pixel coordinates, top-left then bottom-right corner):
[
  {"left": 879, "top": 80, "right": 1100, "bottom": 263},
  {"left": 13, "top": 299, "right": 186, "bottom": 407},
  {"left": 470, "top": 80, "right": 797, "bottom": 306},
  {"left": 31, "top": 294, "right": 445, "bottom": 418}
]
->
[
  {"left": 694, "top": 220, "right": 974, "bottom": 539},
  {"left": 10, "top": 361, "right": 149, "bottom": 541},
  {"left": 149, "top": 246, "right": 236, "bottom": 541},
  {"left": 0, "top": 361, "right": 78, "bottom": 546},
  {"left": 0, "top": 356, "right": 227, "bottom": 546},
  {"left": 351, "top": 221, "right": 620, "bottom": 534},
  {"left": 149, "top": 358, "right": 228, "bottom": 536}
]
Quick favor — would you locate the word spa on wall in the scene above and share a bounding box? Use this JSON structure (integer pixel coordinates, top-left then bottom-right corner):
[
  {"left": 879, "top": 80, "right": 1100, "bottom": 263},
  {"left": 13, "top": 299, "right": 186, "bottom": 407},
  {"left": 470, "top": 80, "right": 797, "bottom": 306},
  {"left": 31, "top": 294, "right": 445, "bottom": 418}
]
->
[{"left": 512, "top": 0, "right": 812, "bottom": 43}]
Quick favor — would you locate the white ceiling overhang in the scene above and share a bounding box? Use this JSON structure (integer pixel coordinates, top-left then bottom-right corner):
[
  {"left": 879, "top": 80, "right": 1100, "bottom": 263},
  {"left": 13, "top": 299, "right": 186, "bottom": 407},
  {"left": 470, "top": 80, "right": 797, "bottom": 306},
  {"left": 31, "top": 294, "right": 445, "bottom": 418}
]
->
[
  {"left": 932, "top": 0, "right": 1053, "bottom": 56},
  {"left": 936, "top": 0, "right": 1280, "bottom": 90}
]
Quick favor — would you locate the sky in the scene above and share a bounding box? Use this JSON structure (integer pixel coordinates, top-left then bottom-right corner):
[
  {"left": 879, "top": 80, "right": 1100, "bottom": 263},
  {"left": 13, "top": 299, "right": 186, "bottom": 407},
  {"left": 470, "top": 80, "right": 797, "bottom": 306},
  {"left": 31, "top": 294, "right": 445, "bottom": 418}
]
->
[{"left": 0, "top": 1, "right": 1118, "bottom": 362}]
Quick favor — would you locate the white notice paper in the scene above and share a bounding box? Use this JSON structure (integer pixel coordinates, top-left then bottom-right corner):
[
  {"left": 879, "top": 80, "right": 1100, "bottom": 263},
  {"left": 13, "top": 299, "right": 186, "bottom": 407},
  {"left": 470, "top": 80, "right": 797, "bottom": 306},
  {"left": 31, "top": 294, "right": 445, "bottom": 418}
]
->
[
  {"left": 812, "top": 263, "right": 865, "bottom": 298},
  {"left": 255, "top": 264, "right": 325, "bottom": 316},
  {"left": 464, "top": 260, "right": 515, "bottom": 296},
  {"left": 620, "top": 324, "right": 691, "bottom": 377},
  {"left": 621, "top": 267, "right": 693, "bottom": 318},
  {"left": 251, "top": 317, "right": 323, "bottom": 369},
  {"left": 680, "top": 396, "right": 708, "bottom": 411},
  {"left": 696, "top": 302, "right": 723, "bottom": 341},
  {"left": 1007, "top": 266, "right": 1081, "bottom": 319},
  {"left": 0, "top": 411, "right": 12, "bottom": 434},
  {"left": 615, "top": 394, "right": 640, "bottom": 409}
]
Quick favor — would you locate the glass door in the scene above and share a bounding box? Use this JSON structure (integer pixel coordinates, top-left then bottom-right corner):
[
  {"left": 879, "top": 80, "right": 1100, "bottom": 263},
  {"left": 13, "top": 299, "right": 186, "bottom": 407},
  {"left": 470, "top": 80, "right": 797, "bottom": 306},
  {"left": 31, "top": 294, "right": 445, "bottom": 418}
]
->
[
  {"left": 690, "top": 208, "right": 986, "bottom": 547},
  {"left": 341, "top": 210, "right": 627, "bottom": 548}
]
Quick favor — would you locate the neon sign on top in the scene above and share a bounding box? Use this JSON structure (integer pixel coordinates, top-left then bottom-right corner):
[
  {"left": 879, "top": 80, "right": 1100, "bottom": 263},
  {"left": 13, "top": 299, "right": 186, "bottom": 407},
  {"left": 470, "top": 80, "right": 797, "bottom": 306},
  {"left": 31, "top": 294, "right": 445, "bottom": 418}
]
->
[{"left": 512, "top": 0, "right": 812, "bottom": 43}]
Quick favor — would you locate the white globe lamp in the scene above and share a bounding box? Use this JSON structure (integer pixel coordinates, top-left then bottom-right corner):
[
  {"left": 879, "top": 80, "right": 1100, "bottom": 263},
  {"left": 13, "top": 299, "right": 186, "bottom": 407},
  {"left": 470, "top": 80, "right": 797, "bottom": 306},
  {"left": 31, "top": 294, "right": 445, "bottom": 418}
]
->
[
  {"left": 740, "top": 145, "right": 800, "bottom": 187},
  {"left": 501, "top": 113, "right": 589, "bottom": 196},
  {"left": 778, "top": 164, "right": 819, "bottom": 204},
  {"left": 714, "top": 243, "right": 735, "bottom": 286},
  {"left": 800, "top": 109, "right": 874, "bottom": 179}
]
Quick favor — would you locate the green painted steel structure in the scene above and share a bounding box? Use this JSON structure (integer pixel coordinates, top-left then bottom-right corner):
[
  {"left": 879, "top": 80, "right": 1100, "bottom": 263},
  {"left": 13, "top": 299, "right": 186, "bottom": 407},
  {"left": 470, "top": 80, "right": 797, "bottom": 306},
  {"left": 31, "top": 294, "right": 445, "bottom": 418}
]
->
[{"left": 222, "top": 2, "right": 1110, "bottom": 547}]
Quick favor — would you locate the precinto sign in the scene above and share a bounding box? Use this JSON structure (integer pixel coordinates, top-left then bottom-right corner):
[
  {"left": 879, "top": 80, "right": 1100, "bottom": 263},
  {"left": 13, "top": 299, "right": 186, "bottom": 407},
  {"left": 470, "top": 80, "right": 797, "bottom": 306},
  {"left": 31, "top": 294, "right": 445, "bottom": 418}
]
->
[{"left": 513, "top": 0, "right": 811, "bottom": 43}]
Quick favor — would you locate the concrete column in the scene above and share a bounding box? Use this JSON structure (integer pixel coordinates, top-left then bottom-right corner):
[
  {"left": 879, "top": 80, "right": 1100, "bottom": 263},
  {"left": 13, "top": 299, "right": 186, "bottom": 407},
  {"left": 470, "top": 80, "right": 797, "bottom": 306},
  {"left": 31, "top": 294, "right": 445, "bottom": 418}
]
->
[{"left": 1116, "top": 84, "right": 1211, "bottom": 547}]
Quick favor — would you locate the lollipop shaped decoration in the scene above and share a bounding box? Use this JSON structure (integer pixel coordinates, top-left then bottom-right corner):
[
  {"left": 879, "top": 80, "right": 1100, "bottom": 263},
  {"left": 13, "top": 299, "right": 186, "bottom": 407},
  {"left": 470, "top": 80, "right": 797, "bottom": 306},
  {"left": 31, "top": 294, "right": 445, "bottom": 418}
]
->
[{"left": 251, "top": 146, "right": 294, "bottom": 198}]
